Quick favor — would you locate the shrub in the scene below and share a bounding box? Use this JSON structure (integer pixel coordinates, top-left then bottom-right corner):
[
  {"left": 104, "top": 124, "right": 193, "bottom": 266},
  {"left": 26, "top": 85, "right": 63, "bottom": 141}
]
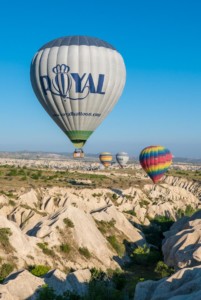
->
[
  {"left": 112, "top": 193, "right": 118, "bottom": 201},
  {"left": 6, "top": 169, "right": 18, "bottom": 176},
  {"left": 0, "top": 228, "right": 13, "bottom": 252},
  {"left": 79, "top": 247, "right": 91, "bottom": 259},
  {"left": 124, "top": 210, "right": 136, "bottom": 217},
  {"left": 36, "top": 284, "right": 55, "bottom": 300},
  {"left": 0, "top": 263, "right": 14, "bottom": 282},
  {"left": 107, "top": 235, "right": 125, "bottom": 257},
  {"left": 29, "top": 265, "right": 51, "bottom": 277},
  {"left": 90, "top": 268, "right": 106, "bottom": 281},
  {"left": 60, "top": 243, "right": 71, "bottom": 254},
  {"left": 37, "top": 243, "right": 55, "bottom": 257},
  {"left": 9, "top": 200, "right": 16, "bottom": 206},
  {"left": 63, "top": 218, "right": 74, "bottom": 228},
  {"left": 154, "top": 261, "right": 174, "bottom": 278},
  {"left": 177, "top": 205, "right": 198, "bottom": 219},
  {"left": 96, "top": 219, "right": 116, "bottom": 235},
  {"left": 131, "top": 245, "right": 161, "bottom": 265},
  {"left": 139, "top": 199, "right": 149, "bottom": 207}
]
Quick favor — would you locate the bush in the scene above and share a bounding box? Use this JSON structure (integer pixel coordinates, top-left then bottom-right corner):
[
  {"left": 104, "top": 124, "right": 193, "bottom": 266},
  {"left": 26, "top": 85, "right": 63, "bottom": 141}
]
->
[
  {"left": 154, "top": 261, "right": 174, "bottom": 278},
  {"left": 60, "top": 243, "right": 71, "bottom": 254},
  {"left": 36, "top": 284, "right": 55, "bottom": 300},
  {"left": 124, "top": 210, "right": 136, "bottom": 217},
  {"left": 177, "top": 205, "right": 198, "bottom": 219},
  {"left": 63, "top": 218, "right": 74, "bottom": 228},
  {"left": 37, "top": 243, "right": 55, "bottom": 257},
  {"left": 9, "top": 200, "right": 16, "bottom": 206},
  {"left": 112, "top": 193, "right": 118, "bottom": 201},
  {"left": 0, "top": 228, "right": 13, "bottom": 252},
  {"left": 79, "top": 247, "right": 91, "bottom": 259},
  {"left": 0, "top": 263, "right": 14, "bottom": 282},
  {"left": 131, "top": 245, "right": 161, "bottom": 265},
  {"left": 36, "top": 285, "right": 81, "bottom": 300},
  {"left": 107, "top": 235, "right": 125, "bottom": 257},
  {"left": 29, "top": 265, "right": 51, "bottom": 277}
]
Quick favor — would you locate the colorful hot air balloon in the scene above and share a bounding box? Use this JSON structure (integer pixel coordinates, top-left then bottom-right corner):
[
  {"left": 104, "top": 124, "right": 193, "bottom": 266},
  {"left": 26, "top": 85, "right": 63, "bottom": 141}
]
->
[
  {"left": 116, "top": 152, "right": 129, "bottom": 168},
  {"left": 99, "top": 152, "right": 113, "bottom": 168},
  {"left": 139, "top": 146, "right": 172, "bottom": 184},
  {"left": 30, "top": 36, "right": 126, "bottom": 149}
]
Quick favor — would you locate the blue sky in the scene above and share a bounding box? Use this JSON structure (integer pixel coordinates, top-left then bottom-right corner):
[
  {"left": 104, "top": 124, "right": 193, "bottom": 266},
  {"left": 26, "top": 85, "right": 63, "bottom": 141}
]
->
[{"left": 0, "top": 0, "right": 201, "bottom": 157}]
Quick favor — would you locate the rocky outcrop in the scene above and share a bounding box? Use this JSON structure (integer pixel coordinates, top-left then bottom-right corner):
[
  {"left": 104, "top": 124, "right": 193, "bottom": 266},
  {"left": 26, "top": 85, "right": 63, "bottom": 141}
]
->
[
  {"left": 0, "top": 268, "right": 91, "bottom": 299},
  {"left": 162, "top": 211, "right": 201, "bottom": 269},
  {"left": 134, "top": 265, "right": 201, "bottom": 300},
  {"left": 164, "top": 176, "right": 201, "bottom": 200}
]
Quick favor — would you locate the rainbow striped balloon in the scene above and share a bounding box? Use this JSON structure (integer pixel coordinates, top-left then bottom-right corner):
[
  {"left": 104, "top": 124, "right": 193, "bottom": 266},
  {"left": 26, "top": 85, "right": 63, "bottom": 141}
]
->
[
  {"left": 139, "top": 146, "right": 172, "bottom": 184},
  {"left": 99, "top": 152, "right": 113, "bottom": 168}
]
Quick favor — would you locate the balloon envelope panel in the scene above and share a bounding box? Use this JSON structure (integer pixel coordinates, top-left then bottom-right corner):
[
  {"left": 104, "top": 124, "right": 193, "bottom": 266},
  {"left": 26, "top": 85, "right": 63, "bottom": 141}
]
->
[
  {"left": 30, "top": 36, "right": 126, "bottom": 148},
  {"left": 139, "top": 145, "right": 172, "bottom": 183}
]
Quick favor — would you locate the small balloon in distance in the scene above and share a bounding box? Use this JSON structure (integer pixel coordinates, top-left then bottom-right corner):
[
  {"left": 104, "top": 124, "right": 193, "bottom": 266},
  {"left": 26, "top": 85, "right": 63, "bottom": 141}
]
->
[
  {"left": 116, "top": 152, "right": 129, "bottom": 168},
  {"left": 99, "top": 152, "right": 113, "bottom": 168}
]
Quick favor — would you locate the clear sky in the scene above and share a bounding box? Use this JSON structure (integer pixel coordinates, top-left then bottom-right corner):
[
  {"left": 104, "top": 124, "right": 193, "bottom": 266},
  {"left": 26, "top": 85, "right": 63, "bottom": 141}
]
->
[{"left": 0, "top": 0, "right": 201, "bottom": 158}]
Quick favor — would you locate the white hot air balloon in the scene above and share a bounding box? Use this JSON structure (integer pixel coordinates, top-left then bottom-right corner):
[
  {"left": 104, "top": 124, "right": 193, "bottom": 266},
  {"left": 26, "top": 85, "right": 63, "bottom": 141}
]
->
[
  {"left": 30, "top": 36, "right": 126, "bottom": 148},
  {"left": 116, "top": 152, "right": 129, "bottom": 168}
]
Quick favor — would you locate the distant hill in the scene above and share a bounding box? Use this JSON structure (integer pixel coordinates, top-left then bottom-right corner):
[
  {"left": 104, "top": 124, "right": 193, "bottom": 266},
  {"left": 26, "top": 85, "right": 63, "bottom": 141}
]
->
[{"left": 0, "top": 151, "right": 200, "bottom": 164}]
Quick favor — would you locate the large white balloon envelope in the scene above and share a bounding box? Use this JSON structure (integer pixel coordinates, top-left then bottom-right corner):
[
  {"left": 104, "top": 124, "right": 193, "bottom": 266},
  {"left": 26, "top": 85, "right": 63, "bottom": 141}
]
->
[{"left": 30, "top": 36, "right": 126, "bottom": 148}]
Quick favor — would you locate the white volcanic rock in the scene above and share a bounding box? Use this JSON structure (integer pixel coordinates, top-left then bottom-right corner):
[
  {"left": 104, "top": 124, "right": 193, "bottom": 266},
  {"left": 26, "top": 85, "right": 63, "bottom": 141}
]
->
[
  {"left": 44, "top": 269, "right": 73, "bottom": 294},
  {"left": 0, "top": 269, "right": 43, "bottom": 300},
  {"left": 17, "top": 189, "right": 39, "bottom": 208},
  {"left": 8, "top": 206, "right": 38, "bottom": 229},
  {"left": 0, "top": 268, "right": 91, "bottom": 299},
  {"left": 67, "top": 269, "right": 91, "bottom": 295},
  {"left": 162, "top": 211, "right": 201, "bottom": 269},
  {"left": 164, "top": 175, "right": 201, "bottom": 200},
  {"left": 134, "top": 265, "right": 201, "bottom": 300},
  {"left": 0, "top": 215, "right": 35, "bottom": 258},
  {"left": 0, "top": 195, "right": 9, "bottom": 205},
  {"left": 27, "top": 206, "right": 115, "bottom": 268},
  {"left": 92, "top": 205, "right": 145, "bottom": 246}
]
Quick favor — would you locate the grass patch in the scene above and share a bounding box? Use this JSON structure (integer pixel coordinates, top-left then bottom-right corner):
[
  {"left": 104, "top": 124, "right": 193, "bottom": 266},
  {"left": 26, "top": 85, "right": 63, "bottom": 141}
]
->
[
  {"left": 154, "top": 261, "right": 174, "bottom": 278},
  {"left": 131, "top": 245, "right": 162, "bottom": 265},
  {"left": 107, "top": 235, "right": 125, "bottom": 257},
  {"left": 0, "top": 228, "right": 13, "bottom": 252},
  {"left": 78, "top": 247, "right": 91, "bottom": 259},
  {"left": 60, "top": 243, "right": 71, "bottom": 254},
  {"left": 0, "top": 263, "right": 14, "bottom": 282},
  {"left": 63, "top": 218, "right": 74, "bottom": 228},
  {"left": 28, "top": 265, "right": 51, "bottom": 277},
  {"left": 95, "top": 219, "right": 116, "bottom": 234},
  {"left": 37, "top": 243, "right": 55, "bottom": 257},
  {"left": 177, "top": 205, "right": 199, "bottom": 219}
]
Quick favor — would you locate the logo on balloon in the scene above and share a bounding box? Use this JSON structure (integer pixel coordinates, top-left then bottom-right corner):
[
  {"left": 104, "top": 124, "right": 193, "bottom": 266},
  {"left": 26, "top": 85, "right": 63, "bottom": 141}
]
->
[{"left": 40, "top": 64, "right": 105, "bottom": 101}]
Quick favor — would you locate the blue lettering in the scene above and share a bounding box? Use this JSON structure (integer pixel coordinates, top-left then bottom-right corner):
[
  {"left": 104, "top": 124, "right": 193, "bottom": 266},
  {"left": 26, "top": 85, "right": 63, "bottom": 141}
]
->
[
  {"left": 71, "top": 73, "right": 86, "bottom": 93},
  {"left": 96, "top": 74, "right": 105, "bottom": 94},
  {"left": 81, "top": 74, "right": 96, "bottom": 93},
  {"left": 40, "top": 76, "right": 51, "bottom": 95}
]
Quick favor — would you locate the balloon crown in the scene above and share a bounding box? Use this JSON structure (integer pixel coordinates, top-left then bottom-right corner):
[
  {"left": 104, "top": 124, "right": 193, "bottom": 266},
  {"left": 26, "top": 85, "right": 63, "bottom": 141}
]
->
[{"left": 52, "top": 64, "right": 70, "bottom": 74}]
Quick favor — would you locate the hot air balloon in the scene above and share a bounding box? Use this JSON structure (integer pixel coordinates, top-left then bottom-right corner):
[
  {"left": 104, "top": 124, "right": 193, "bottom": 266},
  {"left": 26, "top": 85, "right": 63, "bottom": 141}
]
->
[
  {"left": 99, "top": 152, "right": 113, "bottom": 168},
  {"left": 73, "top": 148, "right": 84, "bottom": 159},
  {"left": 30, "top": 36, "right": 126, "bottom": 149},
  {"left": 116, "top": 152, "right": 129, "bottom": 168},
  {"left": 139, "top": 146, "right": 172, "bottom": 183}
]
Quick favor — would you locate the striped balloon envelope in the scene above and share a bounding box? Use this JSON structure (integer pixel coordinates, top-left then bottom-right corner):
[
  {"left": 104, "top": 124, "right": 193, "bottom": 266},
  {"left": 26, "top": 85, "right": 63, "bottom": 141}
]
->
[
  {"left": 99, "top": 152, "right": 113, "bottom": 168},
  {"left": 139, "top": 146, "right": 173, "bottom": 184},
  {"left": 116, "top": 152, "right": 129, "bottom": 168},
  {"left": 30, "top": 36, "right": 126, "bottom": 149}
]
